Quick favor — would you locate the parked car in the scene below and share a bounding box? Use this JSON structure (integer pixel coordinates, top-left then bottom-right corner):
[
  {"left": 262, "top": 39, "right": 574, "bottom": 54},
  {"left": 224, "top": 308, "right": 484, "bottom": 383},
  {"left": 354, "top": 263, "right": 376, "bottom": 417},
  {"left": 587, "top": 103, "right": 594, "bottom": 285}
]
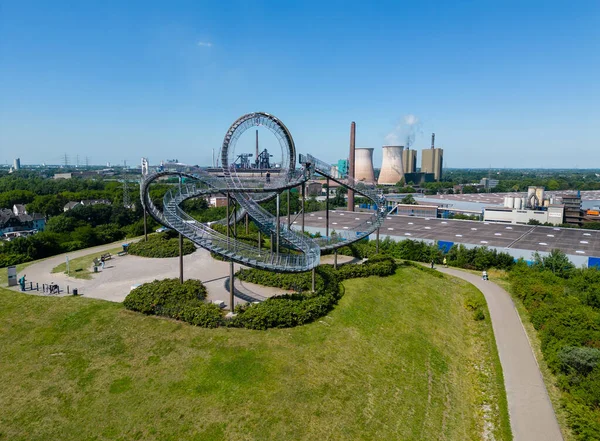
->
[{"left": 155, "top": 226, "right": 169, "bottom": 233}]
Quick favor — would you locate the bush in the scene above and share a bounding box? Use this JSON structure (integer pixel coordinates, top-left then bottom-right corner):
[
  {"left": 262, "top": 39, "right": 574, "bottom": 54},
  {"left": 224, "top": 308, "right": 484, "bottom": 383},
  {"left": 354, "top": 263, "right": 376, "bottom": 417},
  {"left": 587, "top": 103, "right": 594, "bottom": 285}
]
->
[
  {"left": 334, "top": 238, "right": 514, "bottom": 271},
  {"left": 509, "top": 263, "right": 600, "bottom": 439},
  {"left": 123, "top": 278, "right": 222, "bottom": 328},
  {"left": 231, "top": 257, "right": 397, "bottom": 330},
  {"left": 128, "top": 233, "right": 196, "bottom": 258},
  {"left": 558, "top": 346, "right": 600, "bottom": 376}
]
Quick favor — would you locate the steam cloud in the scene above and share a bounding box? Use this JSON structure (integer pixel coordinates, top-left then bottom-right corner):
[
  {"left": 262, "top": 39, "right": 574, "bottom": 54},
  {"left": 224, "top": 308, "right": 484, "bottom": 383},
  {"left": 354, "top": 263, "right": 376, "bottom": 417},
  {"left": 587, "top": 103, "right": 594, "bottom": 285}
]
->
[{"left": 385, "top": 114, "right": 422, "bottom": 148}]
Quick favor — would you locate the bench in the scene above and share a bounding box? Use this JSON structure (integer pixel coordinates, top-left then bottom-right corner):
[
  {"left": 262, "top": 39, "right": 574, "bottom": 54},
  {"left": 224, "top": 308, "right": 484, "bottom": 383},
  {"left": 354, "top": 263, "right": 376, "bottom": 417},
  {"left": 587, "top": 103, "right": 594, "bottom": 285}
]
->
[{"left": 101, "top": 253, "right": 112, "bottom": 261}]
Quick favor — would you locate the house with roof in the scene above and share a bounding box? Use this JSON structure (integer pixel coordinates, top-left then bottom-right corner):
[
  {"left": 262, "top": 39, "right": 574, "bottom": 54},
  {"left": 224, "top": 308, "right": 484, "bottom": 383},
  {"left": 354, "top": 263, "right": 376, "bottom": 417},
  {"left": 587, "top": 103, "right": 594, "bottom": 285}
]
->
[
  {"left": 0, "top": 208, "right": 46, "bottom": 238},
  {"left": 63, "top": 199, "right": 112, "bottom": 212}
]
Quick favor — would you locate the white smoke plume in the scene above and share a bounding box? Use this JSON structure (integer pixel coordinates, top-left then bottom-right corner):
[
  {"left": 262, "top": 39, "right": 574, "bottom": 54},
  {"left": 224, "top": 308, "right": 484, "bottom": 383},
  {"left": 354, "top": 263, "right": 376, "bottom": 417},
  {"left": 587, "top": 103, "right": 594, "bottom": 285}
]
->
[{"left": 385, "top": 114, "right": 422, "bottom": 148}]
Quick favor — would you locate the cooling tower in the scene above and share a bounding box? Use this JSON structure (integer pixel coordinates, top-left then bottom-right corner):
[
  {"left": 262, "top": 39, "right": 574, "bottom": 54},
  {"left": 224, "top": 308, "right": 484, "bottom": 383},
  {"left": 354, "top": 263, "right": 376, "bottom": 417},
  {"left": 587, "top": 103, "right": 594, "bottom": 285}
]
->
[
  {"left": 354, "top": 148, "right": 376, "bottom": 184},
  {"left": 378, "top": 145, "right": 405, "bottom": 185}
]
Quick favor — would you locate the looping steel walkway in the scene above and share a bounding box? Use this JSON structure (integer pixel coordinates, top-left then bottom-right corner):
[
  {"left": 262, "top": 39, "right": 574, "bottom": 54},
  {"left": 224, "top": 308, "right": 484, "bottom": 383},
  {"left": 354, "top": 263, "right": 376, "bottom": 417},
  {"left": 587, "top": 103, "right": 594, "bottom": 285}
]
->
[{"left": 438, "top": 267, "right": 563, "bottom": 441}]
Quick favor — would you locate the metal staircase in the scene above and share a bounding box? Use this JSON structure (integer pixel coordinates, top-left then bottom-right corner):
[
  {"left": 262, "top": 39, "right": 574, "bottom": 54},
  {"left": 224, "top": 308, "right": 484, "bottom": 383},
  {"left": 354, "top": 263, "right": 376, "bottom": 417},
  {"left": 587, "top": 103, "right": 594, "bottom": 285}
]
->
[
  {"left": 141, "top": 169, "right": 320, "bottom": 272},
  {"left": 140, "top": 154, "right": 388, "bottom": 272},
  {"left": 299, "top": 154, "right": 388, "bottom": 250}
]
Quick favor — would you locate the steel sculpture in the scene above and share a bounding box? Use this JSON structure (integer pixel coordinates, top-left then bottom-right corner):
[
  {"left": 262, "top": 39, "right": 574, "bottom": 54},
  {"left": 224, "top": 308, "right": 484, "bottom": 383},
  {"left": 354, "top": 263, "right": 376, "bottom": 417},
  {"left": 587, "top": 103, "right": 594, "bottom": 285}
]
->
[{"left": 140, "top": 112, "right": 388, "bottom": 274}]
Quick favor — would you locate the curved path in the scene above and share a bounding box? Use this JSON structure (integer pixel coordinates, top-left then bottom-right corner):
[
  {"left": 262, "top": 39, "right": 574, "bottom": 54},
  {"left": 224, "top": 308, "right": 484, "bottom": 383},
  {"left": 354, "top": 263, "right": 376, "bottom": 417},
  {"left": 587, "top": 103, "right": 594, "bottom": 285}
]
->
[{"left": 438, "top": 267, "right": 563, "bottom": 441}]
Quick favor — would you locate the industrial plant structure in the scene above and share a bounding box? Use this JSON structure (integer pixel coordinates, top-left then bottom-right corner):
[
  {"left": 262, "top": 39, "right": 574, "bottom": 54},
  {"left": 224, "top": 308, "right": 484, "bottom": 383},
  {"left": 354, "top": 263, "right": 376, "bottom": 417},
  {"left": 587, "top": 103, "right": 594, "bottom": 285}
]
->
[
  {"left": 421, "top": 133, "right": 443, "bottom": 181},
  {"left": 402, "top": 148, "right": 417, "bottom": 174},
  {"left": 378, "top": 145, "right": 405, "bottom": 185},
  {"left": 354, "top": 148, "right": 376, "bottom": 184},
  {"left": 483, "top": 186, "right": 565, "bottom": 225}
]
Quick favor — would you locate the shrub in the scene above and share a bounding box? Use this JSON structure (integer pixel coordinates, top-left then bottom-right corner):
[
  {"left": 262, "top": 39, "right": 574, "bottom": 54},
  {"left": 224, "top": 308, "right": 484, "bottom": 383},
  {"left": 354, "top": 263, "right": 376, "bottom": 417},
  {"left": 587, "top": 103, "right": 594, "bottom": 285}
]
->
[
  {"left": 231, "top": 257, "right": 397, "bottom": 330},
  {"left": 128, "top": 233, "right": 195, "bottom": 258},
  {"left": 124, "top": 278, "right": 207, "bottom": 313},
  {"left": 558, "top": 346, "right": 600, "bottom": 376},
  {"left": 509, "top": 264, "right": 600, "bottom": 439},
  {"left": 123, "top": 278, "right": 221, "bottom": 328}
]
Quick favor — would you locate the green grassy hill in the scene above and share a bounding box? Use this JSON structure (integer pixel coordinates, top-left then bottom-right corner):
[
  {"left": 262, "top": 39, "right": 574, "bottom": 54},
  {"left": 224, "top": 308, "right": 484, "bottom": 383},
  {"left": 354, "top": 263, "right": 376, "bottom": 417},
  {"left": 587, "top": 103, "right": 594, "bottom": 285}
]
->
[{"left": 0, "top": 266, "right": 510, "bottom": 441}]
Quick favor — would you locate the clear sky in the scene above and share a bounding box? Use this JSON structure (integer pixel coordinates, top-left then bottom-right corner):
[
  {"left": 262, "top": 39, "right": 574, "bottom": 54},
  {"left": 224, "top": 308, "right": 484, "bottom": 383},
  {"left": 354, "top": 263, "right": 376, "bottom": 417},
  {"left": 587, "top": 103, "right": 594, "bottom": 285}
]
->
[{"left": 1, "top": 0, "right": 599, "bottom": 169}]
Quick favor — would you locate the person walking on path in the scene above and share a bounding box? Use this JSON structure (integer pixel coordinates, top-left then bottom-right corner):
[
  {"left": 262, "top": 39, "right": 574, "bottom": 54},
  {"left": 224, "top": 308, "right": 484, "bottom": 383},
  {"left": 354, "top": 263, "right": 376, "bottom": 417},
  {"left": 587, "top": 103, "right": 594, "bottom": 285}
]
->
[
  {"left": 266, "top": 171, "right": 271, "bottom": 184},
  {"left": 443, "top": 257, "right": 447, "bottom": 267},
  {"left": 101, "top": 256, "right": 106, "bottom": 269},
  {"left": 430, "top": 259, "right": 435, "bottom": 269},
  {"left": 18, "top": 274, "right": 26, "bottom": 291}
]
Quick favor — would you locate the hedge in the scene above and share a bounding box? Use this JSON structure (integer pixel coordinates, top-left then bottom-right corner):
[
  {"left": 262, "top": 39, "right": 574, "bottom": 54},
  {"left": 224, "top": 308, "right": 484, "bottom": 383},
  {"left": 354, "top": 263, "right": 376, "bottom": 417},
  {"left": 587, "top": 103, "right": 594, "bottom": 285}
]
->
[
  {"left": 231, "top": 256, "right": 397, "bottom": 330},
  {"left": 123, "top": 278, "right": 222, "bottom": 328},
  {"left": 509, "top": 261, "right": 600, "bottom": 439},
  {"left": 127, "top": 232, "right": 196, "bottom": 258},
  {"left": 123, "top": 257, "right": 398, "bottom": 330},
  {"left": 333, "top": 238, "right": 514, "bottom": 271}
]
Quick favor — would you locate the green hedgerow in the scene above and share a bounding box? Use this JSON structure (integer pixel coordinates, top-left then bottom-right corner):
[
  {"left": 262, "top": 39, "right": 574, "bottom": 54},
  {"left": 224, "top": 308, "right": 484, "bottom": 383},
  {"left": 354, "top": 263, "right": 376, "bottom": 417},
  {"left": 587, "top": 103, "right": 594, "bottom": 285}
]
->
[
  {"left": 123, "top": 278, "right": 222, "bottom": 328},
  {"left": 231, "top": 256, "right": 397, "bottom": 330}
]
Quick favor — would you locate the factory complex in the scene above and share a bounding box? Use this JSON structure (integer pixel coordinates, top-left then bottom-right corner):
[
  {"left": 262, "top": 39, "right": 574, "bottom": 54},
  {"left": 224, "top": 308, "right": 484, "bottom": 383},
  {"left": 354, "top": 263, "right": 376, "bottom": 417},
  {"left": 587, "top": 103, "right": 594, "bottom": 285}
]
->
[{"left": 297, "top": 210, "right": 600, "bottom": 268}]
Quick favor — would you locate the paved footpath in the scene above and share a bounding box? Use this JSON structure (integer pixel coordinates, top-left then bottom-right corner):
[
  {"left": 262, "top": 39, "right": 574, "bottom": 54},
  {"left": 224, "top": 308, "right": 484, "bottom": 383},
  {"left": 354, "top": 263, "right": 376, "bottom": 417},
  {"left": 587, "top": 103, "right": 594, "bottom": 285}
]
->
[{"left": 438, "top": 267, "right": 563, "bottom": 441}]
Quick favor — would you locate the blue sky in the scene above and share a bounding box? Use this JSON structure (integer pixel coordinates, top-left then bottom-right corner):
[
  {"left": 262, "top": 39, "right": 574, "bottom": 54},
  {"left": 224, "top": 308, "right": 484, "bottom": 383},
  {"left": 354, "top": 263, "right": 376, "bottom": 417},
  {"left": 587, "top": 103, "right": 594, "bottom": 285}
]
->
[{"left": 1, "top": 0, "right": 598, "bottom": 169}]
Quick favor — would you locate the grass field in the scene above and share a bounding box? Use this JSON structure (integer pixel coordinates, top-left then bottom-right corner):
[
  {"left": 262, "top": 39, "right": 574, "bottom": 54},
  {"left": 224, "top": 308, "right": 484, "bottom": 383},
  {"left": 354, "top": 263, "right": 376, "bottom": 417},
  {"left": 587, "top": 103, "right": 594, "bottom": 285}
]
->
[
  {"left": 0, "top": 266, "right": 510, "bottom": 441},
  {"left": 51, "top": 247, "right": 123, "bottom": 279}
]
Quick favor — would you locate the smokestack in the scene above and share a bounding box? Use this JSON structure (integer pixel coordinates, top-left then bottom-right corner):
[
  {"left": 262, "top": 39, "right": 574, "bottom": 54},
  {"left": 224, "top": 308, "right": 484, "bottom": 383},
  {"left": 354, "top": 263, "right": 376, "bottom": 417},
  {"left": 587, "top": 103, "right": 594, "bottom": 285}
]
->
[
  {"left": 255, "top": 130, "right": 259, "bottom": 164},
  {"left": 348, "top": 122, "right": 356, "bottom": 211},
  {"left": 431, "top": 133, "right": 435, "bottom": 149}
]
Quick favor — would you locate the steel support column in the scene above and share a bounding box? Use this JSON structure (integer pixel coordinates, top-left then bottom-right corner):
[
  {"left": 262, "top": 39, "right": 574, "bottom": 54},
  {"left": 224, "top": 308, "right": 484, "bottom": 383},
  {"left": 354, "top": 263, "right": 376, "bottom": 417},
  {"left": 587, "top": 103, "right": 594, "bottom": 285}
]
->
[
  {"left": 179, "top": 233, "right": 184, "bottom": 284},
  {"left": 312, "top": 268, "right": 316, "bottom": 292},
  {"left": 376, "top": 228, "right": 380, "bottom": 254},
  {"left": 287, "top": 190, "right": 291, "bottom": 228},
  {"left": 334, "top": 250, "right": 338, "bottom": 269},
  {"left": 326, "top": 178, "right": 330, "bottom": 237},
  {"left": 226, "top": 192, "right": 230, "bottom": 242},
  {"left": 143, "top": 209, "right": 148, "bottom": 242},
  {"left": 276, "top": 193, "right": 280, "bottom": 258},
  {"left": 229, "top": 260, "right": 235, "bottom": 312},
  {"left": 301, "top": 182, "right": 305, "bottom": 233}
]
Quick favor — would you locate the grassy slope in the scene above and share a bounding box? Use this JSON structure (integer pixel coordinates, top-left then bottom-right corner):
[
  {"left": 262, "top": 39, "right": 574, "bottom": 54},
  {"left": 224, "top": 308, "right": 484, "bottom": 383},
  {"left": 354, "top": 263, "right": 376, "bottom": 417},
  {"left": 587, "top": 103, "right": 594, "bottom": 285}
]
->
[
  {"left": 51, "top": 247, "right": 123, "bottom": 279},
  {"left": 0, "top": 267, "right": 510, "bottom": 441}
]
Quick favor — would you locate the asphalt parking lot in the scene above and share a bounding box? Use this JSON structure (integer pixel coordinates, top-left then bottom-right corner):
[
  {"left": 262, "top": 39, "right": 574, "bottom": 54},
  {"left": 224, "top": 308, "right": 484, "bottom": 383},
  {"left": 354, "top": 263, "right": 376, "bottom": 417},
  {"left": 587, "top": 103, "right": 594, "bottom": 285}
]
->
[{"left": 300, "top": 210, "right": 600, "bottom": 257}]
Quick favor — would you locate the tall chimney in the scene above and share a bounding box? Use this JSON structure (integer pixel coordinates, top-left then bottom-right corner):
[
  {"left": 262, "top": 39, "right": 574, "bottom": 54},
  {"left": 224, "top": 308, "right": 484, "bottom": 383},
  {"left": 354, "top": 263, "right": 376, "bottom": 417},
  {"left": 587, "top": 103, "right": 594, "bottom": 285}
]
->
[
  {"left": 347, "top": 122, "right": 356, "bottom": 211},
  {"left": 256, "top": 130, "right": 259, "bottom": 163},
  {"left": 431, "top": 132, "right": 435, "bottom": 149}
]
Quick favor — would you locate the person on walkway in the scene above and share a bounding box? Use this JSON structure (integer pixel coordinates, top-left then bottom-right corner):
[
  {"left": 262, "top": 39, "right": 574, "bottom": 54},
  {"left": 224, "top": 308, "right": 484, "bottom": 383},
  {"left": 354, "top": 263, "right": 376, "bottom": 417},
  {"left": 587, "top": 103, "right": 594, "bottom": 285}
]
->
[
  {"left": 266, "top": 171, "right": 271, "bottom": 184},
  {"left": 430, "top": 260, "right": 435, "bottom": 269},
  {"left": 101, "top": 256, "right": 106, "bottom": 269},
  {"left": 482, "top": 270, "right": 488, "bottom": 281},
  {"left": 443, "top": 257, "right": 447, "bottom": 268},
  {"left": 18, "top": 275, "right": 26, "bottom": 291}
]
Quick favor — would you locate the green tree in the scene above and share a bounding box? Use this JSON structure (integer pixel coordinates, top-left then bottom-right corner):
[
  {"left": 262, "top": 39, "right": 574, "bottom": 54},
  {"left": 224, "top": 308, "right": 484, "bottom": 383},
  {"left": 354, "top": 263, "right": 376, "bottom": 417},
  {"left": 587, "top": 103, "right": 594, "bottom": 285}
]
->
[
  {"left": 533, "top": 249, "right": 575, "bottom": 278},
  {"left": 400, "top": 194, "right": 417, "bottom": 205}
]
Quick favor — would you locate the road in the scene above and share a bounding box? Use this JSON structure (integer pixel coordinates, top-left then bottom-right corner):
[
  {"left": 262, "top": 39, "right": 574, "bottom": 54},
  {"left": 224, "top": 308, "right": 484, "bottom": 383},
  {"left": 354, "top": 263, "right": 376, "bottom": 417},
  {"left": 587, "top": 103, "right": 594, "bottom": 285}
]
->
[{"left": 438, "top": 267, "right": 564, "bottom": 441}]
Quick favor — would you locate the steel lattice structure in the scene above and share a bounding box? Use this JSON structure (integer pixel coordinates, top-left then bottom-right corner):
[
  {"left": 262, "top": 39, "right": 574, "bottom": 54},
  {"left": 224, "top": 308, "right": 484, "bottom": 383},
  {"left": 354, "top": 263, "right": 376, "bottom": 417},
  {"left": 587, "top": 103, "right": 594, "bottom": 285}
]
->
[{"left": 140, "top": 112, "right": 388, "bottom": 273}]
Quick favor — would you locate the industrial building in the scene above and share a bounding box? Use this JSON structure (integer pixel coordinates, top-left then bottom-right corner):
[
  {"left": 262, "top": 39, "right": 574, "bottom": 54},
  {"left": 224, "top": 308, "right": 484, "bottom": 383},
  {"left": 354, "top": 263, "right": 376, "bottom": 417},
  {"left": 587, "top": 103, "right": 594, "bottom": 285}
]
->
[
  {"left": 483, "top": 187, "right": 565, "bottom": 225},
  {"left": 377, "top": 145, "right": 405, "bottom": 185},
  {"left": 354, "top": 147, "right": 376, "bottom": 184},
  {"left": 563, "top": 194, "right": 584, "bottom": 227},
  {"left": 421, "top": 134, "right": 443, "bottom": 181},
  {"left": 337, "top": 159, "right": 348, "bottom": 176},
  {"left": 298, "top": 210, "right": 600, "bottom": 267},
  {"left": 13, "top": 158, "right": 20, "bottom": 171},
  {"left": 402, "top": 148, "right": 417, "bottom": 174}
]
